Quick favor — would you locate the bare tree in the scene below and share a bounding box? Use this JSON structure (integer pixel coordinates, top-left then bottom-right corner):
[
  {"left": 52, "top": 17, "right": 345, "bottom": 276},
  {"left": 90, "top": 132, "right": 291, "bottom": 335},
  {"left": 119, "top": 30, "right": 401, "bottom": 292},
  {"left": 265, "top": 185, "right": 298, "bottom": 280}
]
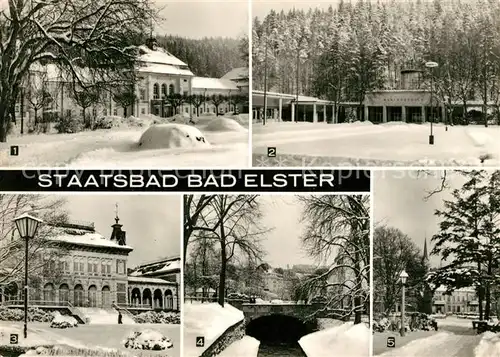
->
[
  {"left": 183, "top": 195, "right": 216, "bottom": 268},
  {"left": 297, "top": 195, "right": 370, "bottom": 324},
  {"left": 0, "top": 195, "right": 69, "bottom": 298},
  {"left": 187, "top": 195, "right": 268, "bottom": 307},
  {"left": 25, "top": 69, "right": 53, "bottom": 129},
  {"left": 0, "top": 0, "right": 154, "bottom": 141}
]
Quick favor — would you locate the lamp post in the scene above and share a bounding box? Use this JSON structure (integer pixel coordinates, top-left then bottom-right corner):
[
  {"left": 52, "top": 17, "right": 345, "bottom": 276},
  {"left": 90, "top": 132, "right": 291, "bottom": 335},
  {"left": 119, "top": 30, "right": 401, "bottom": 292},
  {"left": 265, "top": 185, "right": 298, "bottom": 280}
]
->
[
  {"left": 13, "top": 213, "right": 43, "bottom": 339},
  {"left": 400, "top": 270, "right": 409, "bottom": 337},
  {"left": 263, "top": 36, "right": 268, "bottom": 126},
  {"left": 425, "top": 61, "right": 438, "bottom": 145}
]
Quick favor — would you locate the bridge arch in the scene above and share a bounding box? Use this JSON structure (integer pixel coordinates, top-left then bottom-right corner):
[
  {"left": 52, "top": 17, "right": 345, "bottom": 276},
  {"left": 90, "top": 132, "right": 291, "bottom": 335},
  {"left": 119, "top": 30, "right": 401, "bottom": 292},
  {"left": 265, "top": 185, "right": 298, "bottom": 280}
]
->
[{"left": 245, "top": 314, "right": 316, "bottom": 346}]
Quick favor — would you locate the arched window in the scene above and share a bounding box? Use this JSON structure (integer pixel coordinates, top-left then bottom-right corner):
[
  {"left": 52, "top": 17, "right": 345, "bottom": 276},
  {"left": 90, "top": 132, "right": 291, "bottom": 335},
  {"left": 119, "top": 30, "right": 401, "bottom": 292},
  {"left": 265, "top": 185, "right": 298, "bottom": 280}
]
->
[
  {"left": 153, "top": 83, "right": 159, "bottom": 99},
  {"left": 169, "top": 84, "right": 175, "bottom": 95},
  {"left": 43, "top": 283, "right": 55, "bottom": 303},
  {"left": 59, "top": 284, "right": 69, "bottom": 303},
  {"left": 161, "top": 84, "right": 167, "bottom": 98}
]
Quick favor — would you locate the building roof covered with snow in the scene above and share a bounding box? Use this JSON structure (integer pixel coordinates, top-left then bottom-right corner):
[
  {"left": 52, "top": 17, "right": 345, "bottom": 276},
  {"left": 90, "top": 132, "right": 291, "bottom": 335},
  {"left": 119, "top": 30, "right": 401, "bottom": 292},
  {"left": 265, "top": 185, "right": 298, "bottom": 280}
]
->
[
  {"left": 129, "top": 256, "right": 181, "bottom": 278},
  {"left": 137, "top": 45, "right": 194, "bottom": 77},
  {"left": 221, "top": 67, "right": 249, "bottom": 82},
  {"left": 127, "top": 276, "right": 177, "bottom": 285},
  {"left": 45, "top": 220, "right": 133, "bottom": 252},
  {"left": 192, "top": 77, "right": 239, "bottom": 91}
]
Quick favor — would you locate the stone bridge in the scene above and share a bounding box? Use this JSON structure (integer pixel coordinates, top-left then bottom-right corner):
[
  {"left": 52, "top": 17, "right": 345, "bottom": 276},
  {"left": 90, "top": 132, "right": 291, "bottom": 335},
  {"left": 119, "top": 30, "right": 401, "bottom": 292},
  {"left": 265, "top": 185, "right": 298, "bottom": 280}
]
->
[{"left": 240, "top": 302, "right": 329, "bottom": 323}]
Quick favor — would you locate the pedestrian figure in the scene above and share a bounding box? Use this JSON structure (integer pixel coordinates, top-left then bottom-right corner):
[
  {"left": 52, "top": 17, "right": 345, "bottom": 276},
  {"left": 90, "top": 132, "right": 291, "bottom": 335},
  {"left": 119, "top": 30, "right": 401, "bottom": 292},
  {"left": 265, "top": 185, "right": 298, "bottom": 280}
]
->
[{"left": 118, "top": 311, "right": 123, "bottom": 324}]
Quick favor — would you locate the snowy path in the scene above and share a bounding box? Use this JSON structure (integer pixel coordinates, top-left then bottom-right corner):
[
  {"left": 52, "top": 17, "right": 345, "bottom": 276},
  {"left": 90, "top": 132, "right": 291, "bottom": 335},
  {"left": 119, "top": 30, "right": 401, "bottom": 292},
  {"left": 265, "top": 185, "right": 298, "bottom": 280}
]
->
[
  {"left": 252, "top": 122, "right": 500, "bottom": 166},
  {"left": 216, "top": 336, "right": 260, "bottom": 357},
  {"left": 0, "top": 127, "right": 249, "bottom": 168},
  {"left": 375, "top": 332, "right": 480, "bottom": 357}
]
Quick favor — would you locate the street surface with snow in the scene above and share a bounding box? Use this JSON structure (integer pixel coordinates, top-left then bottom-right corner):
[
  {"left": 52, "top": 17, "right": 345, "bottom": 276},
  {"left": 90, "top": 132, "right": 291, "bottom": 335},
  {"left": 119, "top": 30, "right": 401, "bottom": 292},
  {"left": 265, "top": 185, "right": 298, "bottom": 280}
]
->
[
  {"left": 373, "top": 317, "right": 498, "bottom": 357},
  {"left": 253, "top": 122, "right": 500, "bottom": 167},
  {"left": 0, "top": 115, "right": 249, "bottom": 168}
]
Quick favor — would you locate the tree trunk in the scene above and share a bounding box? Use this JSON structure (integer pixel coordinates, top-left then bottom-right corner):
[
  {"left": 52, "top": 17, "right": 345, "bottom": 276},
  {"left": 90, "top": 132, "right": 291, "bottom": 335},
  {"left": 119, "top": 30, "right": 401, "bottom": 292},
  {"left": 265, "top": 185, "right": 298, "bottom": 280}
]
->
[
  {"left": 218, "top": 225, "right": 226, "bottom": 307},
  {"left": 0, "top": 103, "right": 9, "bottom": 142}
]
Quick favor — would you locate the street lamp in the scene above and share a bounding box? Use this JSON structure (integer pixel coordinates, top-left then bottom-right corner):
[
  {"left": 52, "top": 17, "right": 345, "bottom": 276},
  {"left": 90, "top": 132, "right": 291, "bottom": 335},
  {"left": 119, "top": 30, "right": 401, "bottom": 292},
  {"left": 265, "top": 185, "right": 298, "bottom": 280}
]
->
[
  {"left": 425, "top": 61, "right": 439, "bottom": 145},
  {"left": 13, "top": 213, "right": 43, "bottom": 339},
  {"left": 399, "top": 270, "right": 409, "bottom": 337}
]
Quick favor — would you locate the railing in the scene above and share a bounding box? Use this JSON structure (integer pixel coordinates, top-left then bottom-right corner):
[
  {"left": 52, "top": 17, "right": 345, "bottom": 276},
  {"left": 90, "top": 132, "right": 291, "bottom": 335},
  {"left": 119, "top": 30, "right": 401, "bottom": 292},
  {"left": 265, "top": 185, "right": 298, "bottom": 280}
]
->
[{"left": 4, "top": 300, "right": 73, "bottom": 307}]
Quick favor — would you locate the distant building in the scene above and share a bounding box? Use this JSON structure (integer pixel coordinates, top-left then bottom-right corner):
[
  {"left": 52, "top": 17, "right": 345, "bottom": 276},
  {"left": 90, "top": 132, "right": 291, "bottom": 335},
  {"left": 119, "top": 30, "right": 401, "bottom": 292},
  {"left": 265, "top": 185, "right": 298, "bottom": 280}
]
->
[
  {"left": 0, "top": 214, "right": 179, "bottom": 313},
  {"left": 432, "top": 286, "right": 478, "bottom": 314},
  {"left": 15, "top": 40, "right": 249, "bottom": 126},
  {"left": 253, "top": 68, "right": 494, "bottom": 123}
]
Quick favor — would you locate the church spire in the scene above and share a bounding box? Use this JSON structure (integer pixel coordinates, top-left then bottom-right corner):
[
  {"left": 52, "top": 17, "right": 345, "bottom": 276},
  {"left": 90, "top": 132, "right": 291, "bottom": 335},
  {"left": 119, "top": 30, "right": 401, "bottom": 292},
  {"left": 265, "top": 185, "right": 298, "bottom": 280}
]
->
[
  {"left": 423, "top": 236, "right": 429, "bottom": 262},
  {"left": 115, "top": 202, "right": 119, "bottom": 224}
]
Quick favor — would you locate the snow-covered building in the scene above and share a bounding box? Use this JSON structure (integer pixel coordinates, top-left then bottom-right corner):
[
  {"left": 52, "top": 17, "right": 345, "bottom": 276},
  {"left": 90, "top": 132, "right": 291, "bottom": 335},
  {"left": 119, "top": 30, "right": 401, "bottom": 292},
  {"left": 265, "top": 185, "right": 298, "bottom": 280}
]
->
[
  {"left": 432, "top": 286, "right": 478, "bottom": 314},
  {"left": 0, "top": 215, "right": 179, "bottom": 313},
  {"left": 253, "top": 68, "right": 494, "bottom": 124},
  {"left": 15, "top": 40, "right": 249, "bottom": 126}
]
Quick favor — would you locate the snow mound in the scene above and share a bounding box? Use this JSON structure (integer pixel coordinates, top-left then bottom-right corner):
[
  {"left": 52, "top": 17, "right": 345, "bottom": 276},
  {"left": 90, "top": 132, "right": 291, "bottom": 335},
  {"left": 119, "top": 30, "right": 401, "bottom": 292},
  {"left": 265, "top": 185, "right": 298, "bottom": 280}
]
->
[
  {"left": 184, "top": 302, "right": 244, "bottom": 341},
  {"left": 123, "top": 329, "right": 173, "bottom": 350},
  {"left": 217, "top": 336, "right": 260, "bottom": 357},
  {"left": 138, "top": 124, "right": 210, "bottom": 150},
  {"left": 474, "top": 332, "right": 500, "bottom": 357},
  {"left": 50, "top": 314, "right": 78, "bottom": 329},
  {"left": 299, "top": 322, "right": 369, "bottom": 357},
  {"left": 203, "top": 117, "right": 247, "bottom": 132}
]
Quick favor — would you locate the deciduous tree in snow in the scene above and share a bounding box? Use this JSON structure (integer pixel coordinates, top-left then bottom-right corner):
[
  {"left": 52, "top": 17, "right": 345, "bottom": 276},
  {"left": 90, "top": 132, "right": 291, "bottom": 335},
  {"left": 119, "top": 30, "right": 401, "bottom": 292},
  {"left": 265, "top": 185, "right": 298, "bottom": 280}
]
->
[
  {"left": 0, "top": 0, "right": 153, "bottom": 141},
  {"left": 373, "top": 225, "right": 431, "bottom": 315},
  {"left": 296, "top": 195, "right": 370, "bottom": 324},
  {"left": 185, "top": 195, "right": 268, "bottom": 307},
  {"left": 0, "top": 194, "right": 69, "bottom": 299}
]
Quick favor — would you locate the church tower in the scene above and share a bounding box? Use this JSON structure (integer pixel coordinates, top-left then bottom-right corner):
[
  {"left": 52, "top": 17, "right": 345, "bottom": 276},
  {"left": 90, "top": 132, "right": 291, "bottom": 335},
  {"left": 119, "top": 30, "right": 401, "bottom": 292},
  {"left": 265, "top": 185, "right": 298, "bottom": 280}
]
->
[{"left": 110, "top": 203, "right": 127, "bottom": 246}]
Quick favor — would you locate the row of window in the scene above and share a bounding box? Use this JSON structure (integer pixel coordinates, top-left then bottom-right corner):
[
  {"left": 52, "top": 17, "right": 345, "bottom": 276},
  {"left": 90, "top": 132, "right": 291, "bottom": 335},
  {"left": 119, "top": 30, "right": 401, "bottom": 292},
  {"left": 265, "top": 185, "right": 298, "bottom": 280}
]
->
[{"left": 44, "top": 257, "right": 125, "bottom": 276}]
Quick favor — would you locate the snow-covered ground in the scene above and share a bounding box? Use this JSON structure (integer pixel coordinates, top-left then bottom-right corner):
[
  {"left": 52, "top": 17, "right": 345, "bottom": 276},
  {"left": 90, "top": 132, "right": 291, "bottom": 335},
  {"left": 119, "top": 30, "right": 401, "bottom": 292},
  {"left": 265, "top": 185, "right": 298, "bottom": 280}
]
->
[
  {"left": 183, "top": 301, "right": 244, "bottom": 357},
  {"left": 375, "top": 331, "right": 481, "bottom": 357},
  {"left": 438, "top": 317, "right": 475, "bottom": 328},
  {"left": 0, "top": 115, "right": 249, "bottom": 167},
  {"left": 216, "top": 336, "right": 260, "bottom": 357},
  {"left": 298, "top": 322, "right": 370, "bottom": 357},
  {"left": 0, "top": 321, "right": 180, "bottom": 356},
  {"left": 253, "top": 122, "right": 500, "bottom": 166},
  {"left": 474, "top": 332, "right": 500, "bottom": 357}
]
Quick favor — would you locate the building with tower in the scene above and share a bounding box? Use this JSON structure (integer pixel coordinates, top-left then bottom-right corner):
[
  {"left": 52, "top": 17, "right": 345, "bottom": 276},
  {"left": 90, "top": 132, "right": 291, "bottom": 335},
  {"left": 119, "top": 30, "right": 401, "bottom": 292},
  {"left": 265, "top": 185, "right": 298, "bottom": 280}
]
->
[{"left": 0, "top": 211, "right": 179, "bottom": 324}]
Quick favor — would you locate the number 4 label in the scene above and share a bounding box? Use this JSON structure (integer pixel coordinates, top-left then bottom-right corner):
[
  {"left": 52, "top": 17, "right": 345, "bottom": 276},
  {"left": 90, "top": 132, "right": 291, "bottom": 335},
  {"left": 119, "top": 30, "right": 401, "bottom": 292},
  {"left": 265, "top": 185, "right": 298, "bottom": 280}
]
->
[{"left": 196, "top": 336, "right": 205, "bottom": 347}]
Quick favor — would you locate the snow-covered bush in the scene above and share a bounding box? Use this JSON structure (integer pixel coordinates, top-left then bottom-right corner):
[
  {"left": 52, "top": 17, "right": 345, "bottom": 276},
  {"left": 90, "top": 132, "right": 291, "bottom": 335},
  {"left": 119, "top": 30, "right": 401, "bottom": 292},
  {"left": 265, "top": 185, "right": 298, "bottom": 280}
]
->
[
  {"left": 123, "top": 329, "right": 173, "bottom": 350},
  {"left": 50, "top": 314, "right": 78, "bottom": 328},
  {"left": 93, "top": 116, "right": 114, "bottom": 130},
  {"left": 134, "top": 311, "right": 180, "bottom": 324},
  {"left": 138, "top": 124, "right": 210, "bottom": 150},
  {"left": 204, "top": 117, "right": 247, "bottom": 132},
  {"left": 0, "top": 307, "right": 53, "bottom": 322},
  {"left": 55, "top": 113, "right": 83, "bottom": 133}
]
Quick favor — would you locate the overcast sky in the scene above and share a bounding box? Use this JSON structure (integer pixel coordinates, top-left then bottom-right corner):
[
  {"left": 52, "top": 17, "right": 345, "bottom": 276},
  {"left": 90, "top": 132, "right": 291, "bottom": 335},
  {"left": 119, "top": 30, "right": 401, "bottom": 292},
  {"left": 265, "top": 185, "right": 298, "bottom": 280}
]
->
[
  {"left": 252, "top": 0, "right": 338, "bottom": 20},
  {"left": 59, "top": 194, "right": 181, "bottom": 267},
  {"left": 154, "top": 0, "right": 248, "bottom": 39},
  {"left": 373, "top": 170, "right": 469, "bottom": 268},
  {"left": 259, "top": 195, "right": 321, "bottom": 268}
]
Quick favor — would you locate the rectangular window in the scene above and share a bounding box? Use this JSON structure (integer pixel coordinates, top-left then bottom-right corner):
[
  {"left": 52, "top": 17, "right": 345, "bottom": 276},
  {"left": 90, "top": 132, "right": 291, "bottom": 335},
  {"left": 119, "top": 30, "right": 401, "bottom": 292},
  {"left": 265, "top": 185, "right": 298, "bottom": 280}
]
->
[
  {"left": 74, "top": 262, "right": 79, "bottom": 272},
  {"left": 88, "top": 263, "right": 93, "bottom": 273},
  {"left": 94, "top": 263, "right": 99, "bottom": 274},
  {"left": 140, "top": 89, "right": 146, "bottom": 101},
  {"left": 80, "top": 262, "right": 84, "bottom": 272}
]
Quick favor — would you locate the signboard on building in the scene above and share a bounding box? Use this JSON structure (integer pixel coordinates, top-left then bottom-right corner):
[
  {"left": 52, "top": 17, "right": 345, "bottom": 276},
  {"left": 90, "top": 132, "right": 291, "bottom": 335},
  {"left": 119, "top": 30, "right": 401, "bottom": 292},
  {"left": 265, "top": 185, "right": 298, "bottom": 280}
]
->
[{"left": 365, "top": 90, "right": 432, "bottom": 107}]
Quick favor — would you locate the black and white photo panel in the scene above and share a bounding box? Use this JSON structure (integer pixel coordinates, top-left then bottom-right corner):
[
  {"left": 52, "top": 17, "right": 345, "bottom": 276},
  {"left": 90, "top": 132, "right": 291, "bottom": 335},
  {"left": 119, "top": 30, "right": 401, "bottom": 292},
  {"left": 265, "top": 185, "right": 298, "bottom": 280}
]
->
[
  {"left": 0, "top": 0, "right": 250, "bottom": 168},
  {"left": 373, "top": 169, "right": 500, "bottom": 357},
  {"left": 252, "top": 0, "right": 500, "bottom": 167},
  {"left": 0, "top": 193, "right": 181, "bottom": 357},
  {"left": 183, "top": 194, "right": 370, "bottom": 357}
]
